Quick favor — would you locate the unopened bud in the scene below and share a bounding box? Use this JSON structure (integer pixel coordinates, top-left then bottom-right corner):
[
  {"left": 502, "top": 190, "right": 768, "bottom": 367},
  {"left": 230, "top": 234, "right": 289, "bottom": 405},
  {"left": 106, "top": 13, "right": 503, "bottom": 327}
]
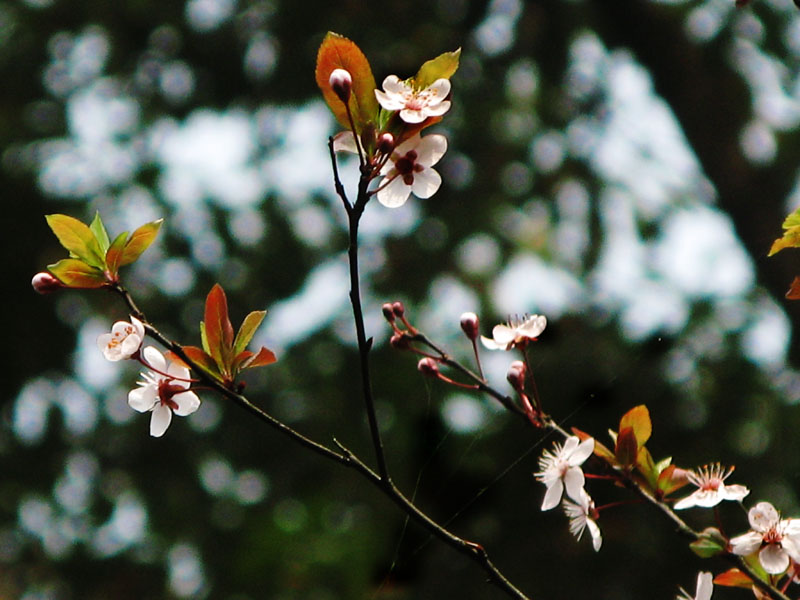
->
[
  {"left": 460, "top": 312, "right": 480, "bottom": 341},
  {"left": 506, "top": 360, "right": 527, "bottom": 392},
  {"left": 32, "top": 272, "right": 63, "bottom": 295},
  {"left": 392, "top": 301, "right": 405, "bottom": 318},
  {"left": 417, "top": 357, "right": 440, "bottom": 377},
  {"left": 390, "top": 333, "right": 409, "bottom": 350},
  {"left": 377, "top": 132, "right": 395, "bottom": 155},
  {"left": 382, "top": 303, "right": 396, "bottom": 323},
  {"left": 329, "top": 68, "right": 352, "bottom": 103}
]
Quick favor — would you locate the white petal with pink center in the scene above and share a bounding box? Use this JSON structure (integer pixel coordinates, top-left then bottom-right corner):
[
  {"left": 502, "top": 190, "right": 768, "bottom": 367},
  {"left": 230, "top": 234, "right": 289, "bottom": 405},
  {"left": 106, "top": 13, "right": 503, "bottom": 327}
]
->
[
  {"left": 481, "top": 314, "right": 547, "bottom": 351},
  {"left": 98, "top": 316, "right": 145, "bottom": 361},
  {"left": 128, "top": 346, "right": 200, "bottom": 437},
  {"left": 377, "top": 134, "right": 447, "bottom": 208},
  {"left": 673, "top": 463, "right": 749, "bottom": 510},
  {"left": 676, "top": 572, "right": 713, "bottom": 600},
  {"left": 535, "top": 435, "right": 594, "bottom": 511},
  {"left": 729, "top": 501, "right": 800, "bottom": 574},
  {"left": 375, "top": 75, "right": 451, "bottom": 124},
  {"left": 563, "top": 489, "right": 602, "bottom": 551}
]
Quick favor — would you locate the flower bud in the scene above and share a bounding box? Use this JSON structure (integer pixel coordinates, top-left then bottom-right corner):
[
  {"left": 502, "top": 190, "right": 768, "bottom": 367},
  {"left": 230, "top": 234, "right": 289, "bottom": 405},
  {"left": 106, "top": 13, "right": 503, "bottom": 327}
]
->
[
  {"left": 460, "top": 312, "right": 480, "bottom": 341},
  {"left": 506, "top": 360, "right": 527, "bottom": 393},
  {"left": 382, "top": 303, "right": 396, "bottom": 323},
  {"left": 32, "top": 272, "right": 63, "bottom": 294},
  {"left": 377, "top": 132, "right": 395, "bottom": 155},
  {"left": 392, "top": 301, "right": 405, "bottom": 318},
  {"left": 329, "top": 68, "right": 352, "bottom": 103},
  {"left": 417, "top": 357, "right": 440, "bottom": 377},
  {"left": 390, "top": 333, "right": 409, "bottom": 350}
]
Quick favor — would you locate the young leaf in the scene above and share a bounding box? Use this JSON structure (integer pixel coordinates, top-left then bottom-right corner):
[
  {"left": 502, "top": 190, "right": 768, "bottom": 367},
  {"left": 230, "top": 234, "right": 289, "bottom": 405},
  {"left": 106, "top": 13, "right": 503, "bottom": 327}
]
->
[
  {"left": 241, "top": 346, "right": 277, "bottom": 369},
  {"left": 571, "top": 426, "right": 616, "bottom": 463},
  {"left": 315, "top": 32, "right": 378, "bottom": 133},
  {"left": 657, "top": 464, "right": 689, "bottom": 496},
  {"left": 47, "top": 259, "right": 107, "bottom": 288},
  {"left": 713, "top": 569, "right": 753, "bottom": 588},
  {"left": 635, "top": 446, "right": 658, "bottom": 489},
  {"left": 786, "top": 276, "right": 800, "bottom": 299},
  {"left": 104, "top": 231, "right": 129, "bottom": 279},
  {"left": 45, "top": 214, "right": 106, "bottom": 269},
  {"left": 769, "top": 206, "right": 800, "bottom": 256},
  {"left": 619, "top": 405, "right": 652, "bottom": 448},
  {"left": 89, "top": 212, "right": 111, "bottom": 254},
  {"left": 204, "top": 284, "right": 235, "bottom": 372},
  {"left": 182, "top": 346, "right": 223, "bottom": 381},
  {"left": 233, "top": 310, "right": 266, "bottom": 357},
  {"left": 615, "top": 426, "right": 638, "bottom": 467},
  {"left": 119, "top": 219, "right": 163, "bottom": 266},
  {"left": 415, "top": 48, "right": 461, "bottom": 89},
  {"left": 689, "top": 528, "right": 726, "bottom": 558}
]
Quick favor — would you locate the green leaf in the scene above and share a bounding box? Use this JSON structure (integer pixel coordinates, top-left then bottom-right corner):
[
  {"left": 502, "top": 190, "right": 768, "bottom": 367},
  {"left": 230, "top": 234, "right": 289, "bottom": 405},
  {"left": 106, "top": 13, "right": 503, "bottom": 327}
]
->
[
  {"left": 105, "top": 231, "right": 129, "bottom": 279},
  {"left": 415, "top": 48, "right": 461, "bottom": 89},
  {"left": 89, "top": 212, "right": 110, "bottom": 254},
  {"left": 119, "top": 219, "right": 163, "bottom": 266},
  {"left": 315, "top": 32, "right": 378, "bottom": 133},
  {"left": 47, "top": 259, "right": 107, "bottom": 288},
  {"left": 769, "top": 206, "right": 800, "bottom": 256},
  {"left": 619, "top": 405, "right": 652, "bottom": 448},
  {"left": 200, "top": 322, "right": 211, "bottom": 356},
  {"left": 689, "top": 534, "right": 726, "bottom": 558},
  {"left": 635, "top": 446, "right": 657, "bottom": 489},
  {"left": 656, "top": 464, "right": 688, "bottom": 496},
  {"left": 45, "top": 214, "right": 106, "bottom": 269},
  {"left": 233, "top": 310, "right": 266, "bottom": 357}
]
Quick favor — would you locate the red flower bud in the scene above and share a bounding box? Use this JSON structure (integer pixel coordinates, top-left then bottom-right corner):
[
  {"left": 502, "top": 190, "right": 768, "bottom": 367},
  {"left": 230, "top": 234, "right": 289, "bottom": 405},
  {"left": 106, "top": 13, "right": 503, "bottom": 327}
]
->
[
  {"left": 382, "top": 303, "right": 396, "bottom": 322},
  {"left": 460, "top": 312, "right": 480, "bottom": 341},
  {"left": 506, "top": 360, "right": 527, "bottom": 393},
  {"left": 329, "top": 68, "right": 352, "bottom": 103},
  {"left": 392, "top": 301, "right": 405, "bottom": 318},
  {"left": 32, "top": 272, "right": 63, "bottom": 295},
  {"left": 417, "top": 357, "right": 440, "bottom": 377},
  {"left": 377, "top": 132, "right": 395, "bottom": 155},
  {"left": 390, "top": 333, "right": 409, "bottom": 350}
]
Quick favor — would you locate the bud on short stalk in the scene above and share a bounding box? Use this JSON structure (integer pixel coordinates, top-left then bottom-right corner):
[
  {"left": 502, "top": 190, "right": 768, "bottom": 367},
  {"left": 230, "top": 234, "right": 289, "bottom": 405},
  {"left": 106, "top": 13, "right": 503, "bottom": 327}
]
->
[
  {"left": 377, "top": 132, "right": 395, "bottom": 155},
  {"left": 329, "top": 68, "right": 352, "bottom": 103},
  {"left": 32, "top": 272, "right": 63, "bottom": 294},
  {"left": 460, "top": 312, "right": 480, "bottom": 341},
  {"left": 382, "top": 303, "right": 396, "bottom": 323},
  {"left": 417, "top": 357, "right": 440, "bottom": 377},
  {"left": 392, "top": 301, "right": 406, "bottom": 319},
  {"left": 506, "top": 360, "right": 527, "bottom": 393}
]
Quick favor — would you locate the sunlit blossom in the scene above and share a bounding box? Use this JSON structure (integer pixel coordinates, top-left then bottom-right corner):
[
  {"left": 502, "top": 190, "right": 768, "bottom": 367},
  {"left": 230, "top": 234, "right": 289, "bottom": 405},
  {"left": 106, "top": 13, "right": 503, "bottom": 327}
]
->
[
  {"left": 729, "top": 501, "right": 800, "bottom": 574},
  {"left": 377, "top": 134, "right": 447, "bottom": 208},
  {"left": 481, "top": 314, "right": 547, "bottom": 351},
  {"left": 563, "top": 489, "right": 602, "bottom": 551},
  {"left": 676, "top": 571, "right": 713, "bottom": 600},
  {"left": 128, "top": 346, "right": 200, "bottom": 437},
  {"left": 97, "top": 316, "right": 145, "bottom": 361},
  {"left": 535, "top": 435, "right": 594, "bottom": 511},
  {"left": 375, "top": 75, "right": 451, "bottom": 124},
  {"left": 673, "top": 463, "right": 749, "bottom": 510}
]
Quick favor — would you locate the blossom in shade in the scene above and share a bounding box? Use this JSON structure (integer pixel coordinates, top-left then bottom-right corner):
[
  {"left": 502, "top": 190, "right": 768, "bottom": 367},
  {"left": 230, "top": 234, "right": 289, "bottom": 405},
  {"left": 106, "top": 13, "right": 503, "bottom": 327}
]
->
[
  {"left": 128, "top": 346, "right": 201, "bottom": 437},
  {"left": 535, "top": 435, "right": 594, "bottom": 511},
  {"left": 676, "top": 572, "right": 713, "bottom": 600},
  {"left": 480, "top": 314, "right": 547, "bottom": 351},
  {"left": 563, "top": 489, "right": 602, "bottom": 551},
  {"left": 377, "top": 134, "right": 447, "bottom": 208},
  {"left": 673, "top": 464, "right": 749, "bottom": 510},
  {"left": 375, "top": 75, "right": 451, "bottom": 124},
  {"left": 729, "top": 501, "right": 800, "bottom": 574},
  {"left": 98, "top": 316, "right": 145, "bottom": 361}
]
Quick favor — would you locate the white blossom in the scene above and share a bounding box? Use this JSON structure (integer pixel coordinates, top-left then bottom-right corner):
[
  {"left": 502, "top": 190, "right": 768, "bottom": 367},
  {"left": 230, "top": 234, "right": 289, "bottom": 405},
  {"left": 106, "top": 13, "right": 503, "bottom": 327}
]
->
[
  {"left": 376, "top": 134, "right": 447, "bottom": 208},
  {"left": 128, "top": 346, "right": 200, "bottom": 437},
  {"left": 481, "top": 314, "right": 547, "bottom": 351},
  {"left": 676, "top": 571, "right": 713, "bottom": 600},
  {"left": 729, "top": 501, "right": 800, "bottom": 574},
  {"left": 375, "top": 75, "right": 451, "bottom": 124},
  {"left": 563, "top": 489, "right": 602, "bottom": 551},
  {"left": 535, "top": 435, "right": 594, "bottom": 510},
  {"left": 97, "top": 316, "right": 145, "bottom": 361},
  {"left": 673, "top": 464, "right": 749, "bottom": 510}
]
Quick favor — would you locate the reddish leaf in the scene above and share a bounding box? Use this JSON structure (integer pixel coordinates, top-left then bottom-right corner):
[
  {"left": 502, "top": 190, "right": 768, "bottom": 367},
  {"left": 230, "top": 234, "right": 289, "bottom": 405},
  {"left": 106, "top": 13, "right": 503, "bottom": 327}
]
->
[
  {"left": 315, "top": 32, "right": 378, "bottom": 132},
  {"left": 657, "top": 464, "right": 689, "bottom": 496},
  {"left": 619, "top": 405, "right": 652, "bottom": 448},
  {"left": 572, "top": 426, "right": 616, "bottom": 463},
  {"left": 47, "top": 259, "right": 107, "bottom": 288},
  {"left": 119, "top": 219, "right": 163, "bottom": 266},
  {"left": 615, "top": 426, "right": 638, "bottom": 467},
  {"left": 242, "top": 346, "right": 277, "bottom": 369},
  {"left": 182, "top": 346, "right": 223, "bottom": 381},
  {"left": 713, "top": 569, "right": 753, "bottom": 588},
  {"left": 786, "top": 276, "right": 800, "bottom": 299},
  {"left": 104, "top": 231, "right": 129, "bottom": 280},
  {"left": 204, "top": 284, "right": 235, "bottom": 372}
]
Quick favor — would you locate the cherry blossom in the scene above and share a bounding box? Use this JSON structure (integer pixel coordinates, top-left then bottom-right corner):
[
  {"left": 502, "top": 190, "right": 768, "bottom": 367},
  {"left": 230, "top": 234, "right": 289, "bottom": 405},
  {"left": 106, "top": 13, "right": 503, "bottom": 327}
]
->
[
  {"left": 128, "top": 346, "right": 200, "bottom": 437},
  {"left": 673, "top": 463, "right": 749, "bottom": 510},
  {"left": 375, "top": 75, "right": 451, "bottom": 124},
  {"left": 676, "top": 572, "right": 713, "bottom": 600},
  {"left": 480, "top": 314, "right": 547, "bottom": 351},
  {"left": 729, "top": 501, "right": 800, "bottom": 574},
  {"left": 535, "top": 435, "right": 594, "bottom": 511},
  {"left": 376, "top": 134, "right": 447, "bottom": 208},
  {"left": 563, "top": 489, "right": 602, "bottom": 551},
  {"left": 97, "top": 316, "right": 145, "bottom": 361}
]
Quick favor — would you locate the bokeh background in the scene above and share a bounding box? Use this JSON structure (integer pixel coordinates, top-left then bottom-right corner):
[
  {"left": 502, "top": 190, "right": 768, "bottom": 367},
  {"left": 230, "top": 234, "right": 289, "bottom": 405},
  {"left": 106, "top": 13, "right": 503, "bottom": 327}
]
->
[{"left": 7, "top": 0, "right": 800, "bottom": 598}]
